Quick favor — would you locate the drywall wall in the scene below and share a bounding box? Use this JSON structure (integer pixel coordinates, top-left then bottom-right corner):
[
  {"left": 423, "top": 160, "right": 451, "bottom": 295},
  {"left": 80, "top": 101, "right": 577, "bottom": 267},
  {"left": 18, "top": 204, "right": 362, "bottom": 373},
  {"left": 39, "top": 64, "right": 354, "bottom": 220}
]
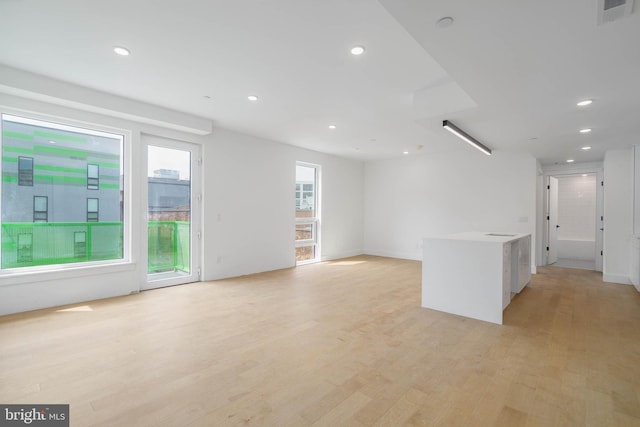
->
[
  {"left": 363, "top": 149, "right": 537, "bottom": 265},
  {"left": 202, "top": 129, "right": 364, "bottom": 280},
  {"left": 603, "top": 148, "right": 633, "bottom": 284},
  {"left": 557, "top": 175, "right": 597, "bottom": 241},
  {"left": 557, "top": 240, "right": 595, "bottom": 261},
  {"left": 555, "top": 174, "right": 596, "bottom": 261}
]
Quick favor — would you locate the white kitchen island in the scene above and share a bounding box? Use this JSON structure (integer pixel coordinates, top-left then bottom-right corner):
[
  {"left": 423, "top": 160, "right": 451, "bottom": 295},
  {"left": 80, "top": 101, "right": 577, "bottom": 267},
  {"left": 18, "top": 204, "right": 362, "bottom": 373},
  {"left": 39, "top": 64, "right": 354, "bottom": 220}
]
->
[{"left": 422, "top": 232, "right": 531, "bottom": 325}]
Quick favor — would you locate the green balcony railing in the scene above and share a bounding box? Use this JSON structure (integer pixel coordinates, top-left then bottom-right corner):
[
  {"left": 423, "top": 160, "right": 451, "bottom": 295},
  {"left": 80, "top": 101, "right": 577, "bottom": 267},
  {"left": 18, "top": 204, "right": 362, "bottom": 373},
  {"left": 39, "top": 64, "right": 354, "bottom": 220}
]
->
[
  {"left": 1, "top": 221, "right": 190, "bottom": 273},
  {"left": 147, "top": 221, "right": 190, "bottom": 273}
]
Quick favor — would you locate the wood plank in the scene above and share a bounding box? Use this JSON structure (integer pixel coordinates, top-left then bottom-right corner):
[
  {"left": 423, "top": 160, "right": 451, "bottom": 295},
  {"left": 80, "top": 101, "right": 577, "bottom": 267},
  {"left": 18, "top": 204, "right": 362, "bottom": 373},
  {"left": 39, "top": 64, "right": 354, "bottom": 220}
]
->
[{"left": 0, "top": 257, "right": 639, "bottom": 426}]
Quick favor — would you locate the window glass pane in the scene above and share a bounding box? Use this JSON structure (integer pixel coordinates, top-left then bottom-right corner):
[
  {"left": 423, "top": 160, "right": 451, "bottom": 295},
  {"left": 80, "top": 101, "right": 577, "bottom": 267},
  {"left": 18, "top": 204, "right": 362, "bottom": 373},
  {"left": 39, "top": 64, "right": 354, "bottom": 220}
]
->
[
  {"left": 295, "top": 165, "right": 316, "bottom": 218},
  {"left": 17, "top": 233, "right": 33, "bottom": 263},
  {"left": 295, "top": 162, "right": 319, "bottom": 265},
  {"left": 147, "top": 145, "right": 191, "bottom": 276},
  {"left": 87, "top": 164, "right": 99, "bottom": 178},
  {"left": 87, "top": 198, "right": 98, "bottom": 212},
  {"left": 1, "top": 114, "right": 124, "bottom": 269},
  {"left": 295, "top": 223, "right": 314, "bottom": 241},
  {"left": 87, "top": 164, "right": 99, "bottom": 190},
  {"left": 296, "top": 246, "right": 315, "bottom": 262},
  {"left": 18, "top": 156, "right": 34, "bottom": 186},
  {"left": 34, "top": 196, "right": 47, "bottom": 212}
]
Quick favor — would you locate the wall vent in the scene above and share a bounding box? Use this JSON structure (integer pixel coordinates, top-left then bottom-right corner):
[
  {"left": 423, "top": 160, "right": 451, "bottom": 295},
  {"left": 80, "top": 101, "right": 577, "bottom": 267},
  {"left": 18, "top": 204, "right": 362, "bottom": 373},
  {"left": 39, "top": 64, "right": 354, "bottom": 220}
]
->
[{"left": 598, "top": 0, "right": 634, "bottom": 24}]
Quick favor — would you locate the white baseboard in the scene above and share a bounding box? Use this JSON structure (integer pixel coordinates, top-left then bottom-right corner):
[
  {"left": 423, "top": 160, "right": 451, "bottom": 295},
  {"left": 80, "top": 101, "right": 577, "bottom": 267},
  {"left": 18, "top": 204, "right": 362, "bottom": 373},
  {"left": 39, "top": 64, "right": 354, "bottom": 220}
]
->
[
  {"left": 602, "top": 273, "right": 632, "bottom": 285},
  {"left": 320, "top": 250, "right": 364, "bottom": 262},
  {"left": 362, "top": 249, "right": 421, "bottom": 261}
]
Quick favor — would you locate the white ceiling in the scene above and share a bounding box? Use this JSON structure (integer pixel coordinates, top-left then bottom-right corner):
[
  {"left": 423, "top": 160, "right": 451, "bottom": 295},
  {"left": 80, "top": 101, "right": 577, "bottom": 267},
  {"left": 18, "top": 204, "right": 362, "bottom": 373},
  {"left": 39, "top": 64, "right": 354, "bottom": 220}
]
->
[{"left": 0, "top": 0, "right": 639, "bottom": 164}]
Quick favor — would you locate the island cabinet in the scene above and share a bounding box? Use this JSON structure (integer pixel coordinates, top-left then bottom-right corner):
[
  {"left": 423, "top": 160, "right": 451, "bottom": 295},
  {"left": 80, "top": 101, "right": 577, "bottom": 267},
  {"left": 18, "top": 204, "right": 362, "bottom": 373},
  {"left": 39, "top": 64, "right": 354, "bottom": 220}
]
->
[{"left": 422, "top": 232, "right": 531, "bottom": 325}]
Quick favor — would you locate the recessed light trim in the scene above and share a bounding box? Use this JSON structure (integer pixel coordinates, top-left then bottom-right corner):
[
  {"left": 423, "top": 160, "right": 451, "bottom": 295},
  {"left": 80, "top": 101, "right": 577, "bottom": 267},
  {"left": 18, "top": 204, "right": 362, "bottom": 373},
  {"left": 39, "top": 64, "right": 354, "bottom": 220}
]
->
[
  {"left": 403, "top": 151, "right": 409, "bottom": 155},
  {"left": 247, "top": 95, "right": 258, "bottom": 102},
  {"left": 328, "top": 124, "right": 337, "bottom": 130},
  {"left": 350, "top": 45, "right": 365, "bottom": 55},
  {"left": 113, "top": 46, "right": 130, "bottom": 56},
  {"left": 579, "top": 128, "right": 592, "bottom": 133},
  {"left": 436, "top": 17, "right": 454, "bottom": 29},
  {"left": 577, "top": 99, "right": 593, "bottom": 107},
  {"left": 567, "top": 159, "right": 575, "bottom": 163},
  {"left": 581, "top": 146, "right": 592, "bottom": 150}
]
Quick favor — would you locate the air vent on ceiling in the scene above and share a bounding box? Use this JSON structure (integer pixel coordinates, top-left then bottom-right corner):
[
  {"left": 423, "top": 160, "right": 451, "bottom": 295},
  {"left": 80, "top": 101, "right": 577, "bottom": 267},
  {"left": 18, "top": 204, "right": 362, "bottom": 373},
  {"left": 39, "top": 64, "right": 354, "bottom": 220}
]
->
[{"left": 598, "top": 0, "right": 634, "bottom": 24}]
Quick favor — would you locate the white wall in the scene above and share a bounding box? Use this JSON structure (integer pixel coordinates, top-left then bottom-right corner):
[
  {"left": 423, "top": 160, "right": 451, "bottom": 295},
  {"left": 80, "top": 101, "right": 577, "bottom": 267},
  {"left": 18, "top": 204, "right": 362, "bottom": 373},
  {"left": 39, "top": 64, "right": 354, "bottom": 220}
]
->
[
  {"left": 557, "top": 175, "right": 596, "bottom": 241},
  {"left": 603, "top": 148, "right": 633, "bottom": 284},
  {"left": 557, "top": 240, "right": 595, "bottom": 261},
  {"left": 364, "top": 149, "right": 537, "bottom": 264},
  {"left": 202, "top": 129, "right": 364, "bottom": 280},
  {"left": 555, "top": 174, "right": 596, "bottom": 261},
  {"left": 0, "top": 91, "right": 364, "bottom": 315}
]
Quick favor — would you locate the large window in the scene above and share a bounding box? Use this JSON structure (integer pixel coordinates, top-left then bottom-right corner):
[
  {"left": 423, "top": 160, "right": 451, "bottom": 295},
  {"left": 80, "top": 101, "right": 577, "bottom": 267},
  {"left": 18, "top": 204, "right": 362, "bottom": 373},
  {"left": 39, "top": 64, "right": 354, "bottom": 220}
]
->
[
  {"left": 295, "top": 162, "right": 320, "bottom": 264},
  {"left": 1, "top": 113, "right": 125, "bottom": 270}
]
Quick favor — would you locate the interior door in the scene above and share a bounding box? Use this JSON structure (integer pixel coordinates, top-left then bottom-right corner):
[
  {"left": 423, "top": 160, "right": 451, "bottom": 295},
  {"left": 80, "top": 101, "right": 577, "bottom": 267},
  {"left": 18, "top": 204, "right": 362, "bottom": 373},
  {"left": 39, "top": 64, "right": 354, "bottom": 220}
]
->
[
  {"left": 547, "top": 176, "right": 559, "bottom": 264},
  {"left": 142, "top": 136, "right": 201, "bottom": 290}
]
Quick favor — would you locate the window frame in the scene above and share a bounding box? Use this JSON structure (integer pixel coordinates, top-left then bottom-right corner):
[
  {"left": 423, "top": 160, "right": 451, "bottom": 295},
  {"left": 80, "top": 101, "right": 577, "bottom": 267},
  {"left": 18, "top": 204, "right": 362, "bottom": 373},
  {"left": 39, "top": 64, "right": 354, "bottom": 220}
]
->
[
  {"left": 0, "top": 110, "right": 132, "bottom": 280},
  {"left": 87, "top": 198, "right": 99, "bottom": 222},
  {"left": 18, "top": 156, "right": 34, "bottom": 186},
  {"left": 295, "top": 162, "right": 321, "bottom": 265},
  {"left": 87, "top": 164, "right": 99, "bottom": 190},
  {"left": 33, "top": 195, "right": 48, "bottom": 222}
]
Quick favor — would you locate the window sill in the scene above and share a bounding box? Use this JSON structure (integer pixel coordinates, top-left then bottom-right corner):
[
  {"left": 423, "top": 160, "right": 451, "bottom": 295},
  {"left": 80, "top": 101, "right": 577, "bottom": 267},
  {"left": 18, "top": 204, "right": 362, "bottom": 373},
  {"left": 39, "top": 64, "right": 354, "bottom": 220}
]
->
[{"left": 0, "top": 261, "right": 137, "bottom": 287}]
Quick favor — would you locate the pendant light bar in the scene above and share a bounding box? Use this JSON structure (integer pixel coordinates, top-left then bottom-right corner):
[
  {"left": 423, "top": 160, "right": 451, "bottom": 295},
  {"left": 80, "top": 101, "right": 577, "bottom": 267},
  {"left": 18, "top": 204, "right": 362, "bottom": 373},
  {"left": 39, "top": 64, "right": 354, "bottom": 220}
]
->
[{"left": 442, "top": 120, "right": 492, "bottom": 156}]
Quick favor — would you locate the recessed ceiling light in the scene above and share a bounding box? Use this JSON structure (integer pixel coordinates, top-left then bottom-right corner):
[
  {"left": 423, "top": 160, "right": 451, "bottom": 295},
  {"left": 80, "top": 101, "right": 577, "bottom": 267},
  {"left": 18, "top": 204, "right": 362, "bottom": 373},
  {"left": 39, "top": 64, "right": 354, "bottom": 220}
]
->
[
  {"left": 350, "top": 46, "right": 365, "bottom": 55},
  {"left": 579, "top": 128, "right": 592, "bottom": 133},
  {"left": 113, "top": 46, "right": 130, "bottom": 56},
  {"left": 577, "top": 99, "right": 593, "bottom": 107},
  {"left": 436, "top": 17, "right": 454, "bottom": 29},
  {"left": 567, "top": 159, "right": 575, "bottom": 163},
  {"left": 581, "top": 146, "right": 592, "bottom": 150},
  {"left": 247, "top": 95, "right": 258, "bottom": 101},
  {"left": 48, "top": 140, "right": 56, "bottom": 144},
  {"left": 328, "top": 124, "right": 337, "bottom": 129},
  {"left": 403, "top": 151, "right": 409, "bottom": 155},
  {"left": 582, "top": 174, "right": 588, "bottom": 177}
]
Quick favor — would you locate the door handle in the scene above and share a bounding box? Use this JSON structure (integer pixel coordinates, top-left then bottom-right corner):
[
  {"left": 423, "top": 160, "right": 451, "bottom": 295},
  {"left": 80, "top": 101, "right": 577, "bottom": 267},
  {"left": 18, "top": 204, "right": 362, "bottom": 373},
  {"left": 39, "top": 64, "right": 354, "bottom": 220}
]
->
[{"left": 556, "top": 224, "right": 560, "bottom": 229}]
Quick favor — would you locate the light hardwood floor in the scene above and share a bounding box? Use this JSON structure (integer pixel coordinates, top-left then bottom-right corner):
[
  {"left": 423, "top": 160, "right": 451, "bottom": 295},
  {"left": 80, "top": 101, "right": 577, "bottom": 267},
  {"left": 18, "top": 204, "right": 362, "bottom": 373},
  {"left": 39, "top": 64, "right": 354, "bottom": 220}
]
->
[{"left": 1, "top": 256, "right": 640, "bottom": 426}]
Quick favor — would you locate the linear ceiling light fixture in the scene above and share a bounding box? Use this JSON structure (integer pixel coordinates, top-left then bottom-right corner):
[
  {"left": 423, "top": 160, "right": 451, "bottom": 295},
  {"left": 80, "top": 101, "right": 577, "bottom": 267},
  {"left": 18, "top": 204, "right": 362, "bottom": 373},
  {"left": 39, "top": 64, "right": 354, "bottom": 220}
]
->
[{"left": 442, "top": 120, "right": 492, "bottom": 155}]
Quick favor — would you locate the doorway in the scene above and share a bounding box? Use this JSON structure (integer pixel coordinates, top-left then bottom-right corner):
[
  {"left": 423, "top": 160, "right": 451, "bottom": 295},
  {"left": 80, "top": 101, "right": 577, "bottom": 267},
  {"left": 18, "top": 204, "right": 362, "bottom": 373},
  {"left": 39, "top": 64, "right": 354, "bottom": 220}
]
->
[
  {"left": 545, "top": 171, "right": 603, "bottom": 271},
  {"left": 143, "top": 136, "right": 201, "bottom": 289}
]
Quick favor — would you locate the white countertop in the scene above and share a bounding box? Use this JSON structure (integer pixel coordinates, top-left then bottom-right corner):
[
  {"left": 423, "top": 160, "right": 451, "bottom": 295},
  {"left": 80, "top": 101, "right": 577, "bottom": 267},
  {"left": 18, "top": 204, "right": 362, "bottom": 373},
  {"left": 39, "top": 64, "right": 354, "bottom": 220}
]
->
[{"left": 424, "top": 232, "right": 530, "bottom": 244}]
